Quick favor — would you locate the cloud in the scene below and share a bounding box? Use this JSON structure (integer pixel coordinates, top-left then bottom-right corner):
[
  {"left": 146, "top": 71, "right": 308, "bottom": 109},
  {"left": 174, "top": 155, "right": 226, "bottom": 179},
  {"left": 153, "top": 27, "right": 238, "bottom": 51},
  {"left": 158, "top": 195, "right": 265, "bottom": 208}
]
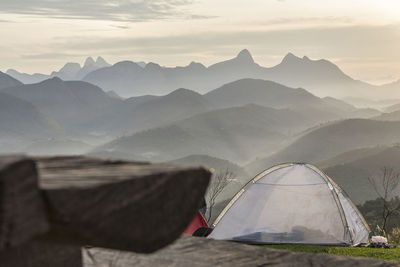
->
[
  {"left": 21, "top": 52, "right": 84, "bottom": 59},
  {"left": 0, "top": 0, "right": 209, "bottom": 22},
  {"left": 50, "top": 24, "right": 400, "bottom": 59},
  {"left": 262, "top": 16, "right": 354, "bottom": 26}
]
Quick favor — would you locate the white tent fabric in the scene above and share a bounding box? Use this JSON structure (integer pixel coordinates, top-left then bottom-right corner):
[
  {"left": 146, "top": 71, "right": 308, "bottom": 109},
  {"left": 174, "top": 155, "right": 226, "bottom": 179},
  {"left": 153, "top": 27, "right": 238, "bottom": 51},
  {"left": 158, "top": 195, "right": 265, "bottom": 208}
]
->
[{"left": 209, "top": 163, "right": 370, "bottom": 245}]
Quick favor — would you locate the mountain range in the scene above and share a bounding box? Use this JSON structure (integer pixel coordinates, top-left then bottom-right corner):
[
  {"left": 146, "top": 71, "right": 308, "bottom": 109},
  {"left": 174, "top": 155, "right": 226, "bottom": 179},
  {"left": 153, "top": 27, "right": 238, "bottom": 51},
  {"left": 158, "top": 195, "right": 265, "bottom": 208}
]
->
[
  {"left": 2, "top": 55, "right": 400, "bottom": 207},
  {"left": 6, "top": 56, "right": 111, "bottom": 83},
  {"left": 83, "top": 49, "right": 384, "bottom": 98},
  {"left": 4, "top": 50, "right": 400, "bottom": 99},
  {"left": 92, "top": 85, "right": 382, "bottom": 164}
]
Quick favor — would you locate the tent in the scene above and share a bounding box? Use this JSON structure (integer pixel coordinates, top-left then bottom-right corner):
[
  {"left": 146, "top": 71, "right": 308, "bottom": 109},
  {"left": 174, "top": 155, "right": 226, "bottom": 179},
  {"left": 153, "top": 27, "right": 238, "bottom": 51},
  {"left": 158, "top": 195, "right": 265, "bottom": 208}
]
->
[
  {"left": 209, "top": 163, "right": 370, "bottom": 246},
  {"left": 183, "top": 211, "right": 209, "bottom": 235}
]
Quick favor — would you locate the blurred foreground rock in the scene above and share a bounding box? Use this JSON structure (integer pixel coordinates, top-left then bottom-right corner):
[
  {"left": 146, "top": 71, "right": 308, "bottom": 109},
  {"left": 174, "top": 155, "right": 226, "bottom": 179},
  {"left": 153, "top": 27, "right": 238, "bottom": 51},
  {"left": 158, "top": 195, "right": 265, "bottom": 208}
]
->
[{"left": 0, "top": 156, "right": 211, "bottom": 266}]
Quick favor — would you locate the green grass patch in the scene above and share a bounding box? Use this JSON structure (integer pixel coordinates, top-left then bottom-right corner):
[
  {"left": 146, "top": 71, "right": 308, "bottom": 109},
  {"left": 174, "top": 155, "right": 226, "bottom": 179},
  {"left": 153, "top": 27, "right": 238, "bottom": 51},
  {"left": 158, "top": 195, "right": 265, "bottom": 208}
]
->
[{"left": 266, "top": 244, "right": 400, "bottom": 262}]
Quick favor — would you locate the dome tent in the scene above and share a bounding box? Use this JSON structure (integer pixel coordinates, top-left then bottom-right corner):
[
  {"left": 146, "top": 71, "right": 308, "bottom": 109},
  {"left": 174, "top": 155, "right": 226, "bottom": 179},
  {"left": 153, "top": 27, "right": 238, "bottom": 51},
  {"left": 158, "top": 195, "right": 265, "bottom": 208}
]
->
[{"left": 209, "top": 163, "right": 370, "bottom": 246}]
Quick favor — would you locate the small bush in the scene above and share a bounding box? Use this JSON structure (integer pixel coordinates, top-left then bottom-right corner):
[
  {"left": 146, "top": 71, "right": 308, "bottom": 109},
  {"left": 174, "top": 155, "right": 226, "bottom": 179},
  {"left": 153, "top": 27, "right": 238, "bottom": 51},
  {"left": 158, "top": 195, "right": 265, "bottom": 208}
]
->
[{"left": 390, "top": 228, "right": 400, "bottom": 244}]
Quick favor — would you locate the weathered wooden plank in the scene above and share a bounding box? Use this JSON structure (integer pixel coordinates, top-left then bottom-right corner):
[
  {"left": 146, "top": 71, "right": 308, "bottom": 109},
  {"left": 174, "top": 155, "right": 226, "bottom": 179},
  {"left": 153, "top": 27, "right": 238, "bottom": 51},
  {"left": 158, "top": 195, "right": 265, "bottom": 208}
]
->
[
  {"left": 0, "top": 156, "right": 49, "bottom": 250},
  {"left": 83, "top": 236, "right": 396, "bottom": 267},
  {"left": 35, "top": 156, "right": 211, "bottom": 253}
]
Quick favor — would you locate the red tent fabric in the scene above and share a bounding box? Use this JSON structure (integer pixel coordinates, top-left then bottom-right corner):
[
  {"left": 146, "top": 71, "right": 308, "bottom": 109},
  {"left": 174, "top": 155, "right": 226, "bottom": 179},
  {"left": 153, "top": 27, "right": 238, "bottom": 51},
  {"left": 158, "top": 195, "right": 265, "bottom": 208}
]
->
[{"left": 183, "top": 211, "right": 209, "bottom": 235}]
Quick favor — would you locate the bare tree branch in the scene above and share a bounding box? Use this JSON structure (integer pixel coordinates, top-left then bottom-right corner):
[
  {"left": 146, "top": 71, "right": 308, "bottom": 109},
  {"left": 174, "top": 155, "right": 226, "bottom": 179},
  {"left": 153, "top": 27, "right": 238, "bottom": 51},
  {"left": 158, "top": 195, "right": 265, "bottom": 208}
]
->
[
  {"left": 206, "top": 170, "right": 235, "bottom": 223},
  {"left": 368, "top": 167, "right": 400, "bottom": 235}
]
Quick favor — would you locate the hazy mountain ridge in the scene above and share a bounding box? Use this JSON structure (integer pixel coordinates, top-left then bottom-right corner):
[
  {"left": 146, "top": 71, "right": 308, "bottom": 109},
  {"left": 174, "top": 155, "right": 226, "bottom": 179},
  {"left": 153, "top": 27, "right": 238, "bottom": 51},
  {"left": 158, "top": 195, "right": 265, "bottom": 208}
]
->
[
  {"left": 78, "top": 78, "right": 371, "bottom": 137},
  {"left": 93, "top": 102, "right": 358, "bottom": 163},
  {"left": 247, "top": 119, "right": 400, "bottom": 175},
  {"left": 0, "top": 71, "right": 23, "bottom": 89},
  {"left": 6, "top": 56, "right": 111, "bottom": 83},
  {"left": 85, "top": 87, "right": 214, "bottom": 136},
  {"left": 84, "top": 78, "right": 387, "bottom": 164},
  {"left": 342, "top": 97, "right": 400, "bottom": 110},
  {"left": 1, "top": 77, "right": 122, "bottom": 136},
  {"left": 374, "top": 109, "right": 400, "bottom": 121},
  {"left": 6, "top": 50, "right": 398, "bottom": 99},
  {"left": 321, "top": 145, "right": 400, "bottom": 204},
  {"left": 0, "top": 91, "right": 59, "bottom": 137},
  {"left": 82, "top": 50, "right": 396, "bottom": 99},
  {"left": 0, "top": 91, "right": 61, "bottom": 152}
]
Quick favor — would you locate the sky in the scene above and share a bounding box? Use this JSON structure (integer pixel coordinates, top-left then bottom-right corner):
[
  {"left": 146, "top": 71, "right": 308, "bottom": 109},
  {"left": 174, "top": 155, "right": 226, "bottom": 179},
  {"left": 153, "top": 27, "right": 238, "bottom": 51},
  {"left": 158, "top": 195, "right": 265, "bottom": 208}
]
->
[{"left": 1, "top": 0, "right": 400, "bottom": 84}]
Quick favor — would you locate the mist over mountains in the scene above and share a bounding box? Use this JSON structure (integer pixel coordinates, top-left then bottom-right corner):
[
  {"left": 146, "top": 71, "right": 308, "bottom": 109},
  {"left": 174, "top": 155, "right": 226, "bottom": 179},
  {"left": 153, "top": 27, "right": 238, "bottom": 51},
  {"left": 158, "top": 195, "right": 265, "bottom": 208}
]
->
[{"left": 2, "top": 49, "right": 400, "bottom": 209}]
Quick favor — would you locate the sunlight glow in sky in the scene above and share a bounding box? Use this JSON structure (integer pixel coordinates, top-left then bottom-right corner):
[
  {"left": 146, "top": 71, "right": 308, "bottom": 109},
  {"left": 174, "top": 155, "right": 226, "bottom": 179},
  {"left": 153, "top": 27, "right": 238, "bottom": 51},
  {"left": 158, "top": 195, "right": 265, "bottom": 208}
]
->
[{"left": 1, "top": 0, "right": 400, "bottom": 84}]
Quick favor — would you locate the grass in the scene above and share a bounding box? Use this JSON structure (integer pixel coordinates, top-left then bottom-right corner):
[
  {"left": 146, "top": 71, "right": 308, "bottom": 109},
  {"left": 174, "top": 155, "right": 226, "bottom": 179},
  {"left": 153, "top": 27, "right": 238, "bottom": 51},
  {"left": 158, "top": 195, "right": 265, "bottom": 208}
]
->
[{"left": 266, "top": 244, "right": 400, "bottom": 262}]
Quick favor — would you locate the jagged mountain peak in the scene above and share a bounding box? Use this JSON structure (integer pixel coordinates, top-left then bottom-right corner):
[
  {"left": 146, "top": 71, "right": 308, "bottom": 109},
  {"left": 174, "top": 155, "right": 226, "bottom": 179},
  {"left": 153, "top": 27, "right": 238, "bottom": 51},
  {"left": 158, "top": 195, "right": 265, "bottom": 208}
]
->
[
  {"left": 59, "top": 62, "right": 81, "bottom": 73},
  {"left": 188, "top": 61, "right": 206, "bottom": 69},
  {"left": 84, "top": 57, "right": 96, "bottom": 67},
  {"left": 145, "top": 62, "right": 162, "bottom": 71},
  {"left": 281, "top": 52, "right": 302, "bottom": 63},
  {"left": 236, "top": 49, "right": 254, "bottom": 63},
  {"left": 96, "top": 56, "right": 110, "bottom": 67}
]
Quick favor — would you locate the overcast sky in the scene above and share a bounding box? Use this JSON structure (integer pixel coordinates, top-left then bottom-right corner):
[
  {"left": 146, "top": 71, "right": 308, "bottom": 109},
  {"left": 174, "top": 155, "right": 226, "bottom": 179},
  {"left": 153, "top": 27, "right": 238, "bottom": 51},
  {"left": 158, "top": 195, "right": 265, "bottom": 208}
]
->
[{"left": 1, "top": 0, "right": 400, "bottom": 84}]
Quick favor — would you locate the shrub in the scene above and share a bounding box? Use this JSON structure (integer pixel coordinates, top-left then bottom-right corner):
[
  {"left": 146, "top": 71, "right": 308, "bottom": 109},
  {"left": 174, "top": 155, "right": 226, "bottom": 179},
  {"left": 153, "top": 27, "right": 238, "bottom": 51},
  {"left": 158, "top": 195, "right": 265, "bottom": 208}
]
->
[{"left": 390, "top": 227, "right": 400, "bottom": 244}]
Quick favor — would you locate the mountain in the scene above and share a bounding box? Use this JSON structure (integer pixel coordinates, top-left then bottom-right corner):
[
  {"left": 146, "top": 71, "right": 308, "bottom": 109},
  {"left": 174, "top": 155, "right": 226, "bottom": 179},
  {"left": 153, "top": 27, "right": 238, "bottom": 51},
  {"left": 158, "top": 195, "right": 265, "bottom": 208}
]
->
[
  {"left": 51, "top": 56, "right": 111, "bottom": 80},
  {"left": 259, "top": 53, "right": 380, "bottom": 98},
  {"left": 247, "top": 119, "right": 400, "bottom": 175},
  {"left": 76, "top": 56, "right": 111, "bottom": 79},
  {"left": 316, "top": 146, "right": 390, "bottom": 169},
  {"left": 1, "top": 77, "right": 122, "bottom": 135},
  {"left": 204, "top": 79, "right": 325, "bottom": 109},
  {"left": 0, "top": 92, "right": 60, "bottom": 152},
  {"left": 51, "top": 62, "right": 81, "bottom": 80},
  {"left": 88, "top": 88, "right": 214, "bottom": 136},
  {"left": 106, "top": 90, "right": 122, "bottom": 99},
  {"left": 321, "top": 145, "right": 400, "bottom": 204},
  {"left": 83, "top": 61, "right": 146, "bottom": 96},
  {"left": 6, "top": 56, "right": 111, "bottom": 83},
  {"left": 82, "top": 49, "right": 387, "bottom": 99},
  {"left": 343, "top": 97, "right": 400, "bottom": 109},
  {"left": 374, "top": 110, "right": 400, "bottom": 121},
  {"left": 6, "top": 69, "right": 48, "bottom": 84},
  {"left": 0, "top": 71, "right": 23, "bottom": 89},
  {"left": 93, "top": 104, "right": 333, "bottom": 163},
  {"left": 203, "top": 78, "right": 379, "bottom": 120}
]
